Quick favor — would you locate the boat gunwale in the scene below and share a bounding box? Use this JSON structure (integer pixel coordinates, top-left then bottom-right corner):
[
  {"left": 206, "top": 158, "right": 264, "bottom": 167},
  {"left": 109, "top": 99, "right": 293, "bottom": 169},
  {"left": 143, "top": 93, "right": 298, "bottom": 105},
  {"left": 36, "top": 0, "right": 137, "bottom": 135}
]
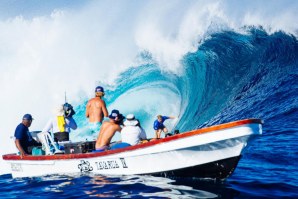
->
[{"left": 2, "top": 118, "right": 263, "bottom": 161}]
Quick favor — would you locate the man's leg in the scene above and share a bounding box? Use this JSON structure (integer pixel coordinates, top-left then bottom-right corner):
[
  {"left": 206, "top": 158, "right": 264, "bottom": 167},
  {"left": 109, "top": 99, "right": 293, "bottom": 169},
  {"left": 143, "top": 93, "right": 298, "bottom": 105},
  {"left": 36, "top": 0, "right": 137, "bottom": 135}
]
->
[
  {"left": 163, "top": 127, "right": 168, "bottom": 135},
  {"left": 155, "top": 129, "right": 162, "bottom": 139}
]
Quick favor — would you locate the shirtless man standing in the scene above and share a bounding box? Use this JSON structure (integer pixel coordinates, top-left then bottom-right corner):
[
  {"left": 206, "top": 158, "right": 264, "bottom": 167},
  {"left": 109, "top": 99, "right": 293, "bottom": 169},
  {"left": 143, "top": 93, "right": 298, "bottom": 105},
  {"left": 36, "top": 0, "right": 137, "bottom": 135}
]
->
[
  {"left": 95, "top": 109, "right": 124, "bottom": 152},
  {"left": 86, "top": 86, "right": 109, "bottom": 133}
]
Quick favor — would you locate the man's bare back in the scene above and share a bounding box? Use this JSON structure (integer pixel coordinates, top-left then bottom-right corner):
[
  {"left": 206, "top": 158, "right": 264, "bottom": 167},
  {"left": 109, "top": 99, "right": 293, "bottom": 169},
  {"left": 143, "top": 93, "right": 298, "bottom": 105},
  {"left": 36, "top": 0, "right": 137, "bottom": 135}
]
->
[
  {"left": 86, "top": 97, "right": 108, "bottom": 123},
  {"left": 95, "top": 120, "right": 122, "bottom": 148}
]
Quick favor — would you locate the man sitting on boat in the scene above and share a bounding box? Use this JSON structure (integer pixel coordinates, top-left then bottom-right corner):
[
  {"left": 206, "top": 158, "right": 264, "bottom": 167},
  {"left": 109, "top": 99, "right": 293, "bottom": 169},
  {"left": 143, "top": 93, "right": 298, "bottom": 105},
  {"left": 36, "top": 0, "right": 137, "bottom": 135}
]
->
[
  {"left": 14, "top": 114, "right": 41, "bottom": 157},
  {"left": 94, "top": 109, "right": 124, "bottom": 152},
  {"left": 153, "top": 115, "right": 175, "bottom": 139},
  {"left": 121, "top": 114, "right": 147, "bottom": 146}
]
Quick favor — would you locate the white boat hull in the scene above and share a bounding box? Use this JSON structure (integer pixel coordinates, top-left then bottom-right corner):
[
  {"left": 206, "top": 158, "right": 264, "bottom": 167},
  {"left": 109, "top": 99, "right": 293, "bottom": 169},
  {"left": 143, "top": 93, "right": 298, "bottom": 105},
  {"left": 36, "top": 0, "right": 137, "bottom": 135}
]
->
[{"left": 3, "top": 119, "right": 262, "bottom": 179}]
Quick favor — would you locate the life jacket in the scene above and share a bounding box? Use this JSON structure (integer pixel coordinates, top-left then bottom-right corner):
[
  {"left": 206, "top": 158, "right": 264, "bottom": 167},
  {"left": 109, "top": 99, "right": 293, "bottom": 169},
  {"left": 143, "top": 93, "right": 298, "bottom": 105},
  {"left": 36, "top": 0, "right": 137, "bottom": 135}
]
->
[{"left": 57, "top": 116, "right": 65, "bottom": 132}]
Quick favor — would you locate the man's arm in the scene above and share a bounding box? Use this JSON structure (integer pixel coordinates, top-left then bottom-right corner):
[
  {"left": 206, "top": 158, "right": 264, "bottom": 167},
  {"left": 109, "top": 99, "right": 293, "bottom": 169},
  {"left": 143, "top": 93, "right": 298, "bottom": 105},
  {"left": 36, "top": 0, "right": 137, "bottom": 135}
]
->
[
  {"left": 116, "top": 125, "right": 122, "bottom": 133},
  {"left": 163, "top": 116, "right": 176, "bottom": 120},
  {"left": 15, "top": 139, "right": 26, "bottom": 157},
  {"left": 101, "top": 100, "right": 109, "bottom": 117},
  {"left": 42, "top": 119, "right": 53, "bottom": 133},
  {"left": 85, "top": 101, "right": 90, "bottom": 118}
]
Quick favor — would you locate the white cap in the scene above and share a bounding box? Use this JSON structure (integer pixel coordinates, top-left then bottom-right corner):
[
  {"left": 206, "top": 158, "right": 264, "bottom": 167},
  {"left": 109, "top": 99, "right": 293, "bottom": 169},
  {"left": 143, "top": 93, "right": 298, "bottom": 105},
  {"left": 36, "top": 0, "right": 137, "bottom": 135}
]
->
[
  {"left": 126, "top": 114, "right": 135, "bottom": 120},
  {"left": 124, "top": 114, "right": 138, "bottom": 126}
]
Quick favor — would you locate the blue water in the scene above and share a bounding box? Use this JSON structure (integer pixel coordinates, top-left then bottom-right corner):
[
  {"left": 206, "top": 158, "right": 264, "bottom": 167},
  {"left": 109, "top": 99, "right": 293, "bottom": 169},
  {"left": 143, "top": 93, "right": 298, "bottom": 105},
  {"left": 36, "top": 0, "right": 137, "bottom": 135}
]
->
[{"left": 1, "top": 28, "right": 297, "bottom": 198}]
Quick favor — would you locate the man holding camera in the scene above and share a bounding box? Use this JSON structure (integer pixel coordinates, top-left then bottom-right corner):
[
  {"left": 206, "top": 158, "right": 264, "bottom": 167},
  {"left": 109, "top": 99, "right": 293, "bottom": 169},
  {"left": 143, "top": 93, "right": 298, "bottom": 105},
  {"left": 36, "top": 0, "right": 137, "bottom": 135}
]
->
[{"left": 42, "top": 103, "right": 77, "bottom": 142}]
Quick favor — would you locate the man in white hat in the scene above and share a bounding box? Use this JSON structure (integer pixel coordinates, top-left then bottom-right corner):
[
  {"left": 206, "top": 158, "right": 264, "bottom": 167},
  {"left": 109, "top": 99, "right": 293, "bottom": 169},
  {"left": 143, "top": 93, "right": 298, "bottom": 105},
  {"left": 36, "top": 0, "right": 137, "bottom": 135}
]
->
[{"left": 121, "top": 114, "right": 147, "bottom": 146}]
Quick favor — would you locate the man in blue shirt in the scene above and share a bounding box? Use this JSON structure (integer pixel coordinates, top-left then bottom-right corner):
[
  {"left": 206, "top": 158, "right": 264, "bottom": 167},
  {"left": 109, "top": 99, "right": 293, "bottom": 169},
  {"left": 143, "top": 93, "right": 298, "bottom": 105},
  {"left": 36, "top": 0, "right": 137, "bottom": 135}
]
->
[
  {"left": 14, "top": 114, "right": 40, "bottom": 157},
  {"left": 153, "top": 115, "right": 175, "bottom": 139}
]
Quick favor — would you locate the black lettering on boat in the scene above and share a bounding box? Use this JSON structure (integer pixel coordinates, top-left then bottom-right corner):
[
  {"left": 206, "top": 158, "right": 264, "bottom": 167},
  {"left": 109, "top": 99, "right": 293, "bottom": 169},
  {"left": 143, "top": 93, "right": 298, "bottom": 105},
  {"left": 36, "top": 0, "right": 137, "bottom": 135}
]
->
[
  {"left": 95, "top": 162, "right": 102, "bottom": 170},
  {"left": 120, "top": 158, "right": 128, "bottom": 168},
  {"left": 95, "top": 159, "right": 122, "bottom": 170},
  {"left": 104, "top": 161, "right": 108, "bottom": 169},
  {"left": 115, "top": 161, "right": 119, "bottom": 168},
  {"left": 100, "top": 162, "right": 104, "bottom": 170},
  {"left": 107, "top": 161, "right": 112, "bottom": 168}
]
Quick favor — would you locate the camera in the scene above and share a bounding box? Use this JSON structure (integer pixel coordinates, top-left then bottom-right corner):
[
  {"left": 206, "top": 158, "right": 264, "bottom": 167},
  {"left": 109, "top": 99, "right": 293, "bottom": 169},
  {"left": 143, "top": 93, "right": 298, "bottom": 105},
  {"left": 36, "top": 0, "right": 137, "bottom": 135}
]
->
[{"left": 63, "top": 103, "right": 75, "bottom": 118}]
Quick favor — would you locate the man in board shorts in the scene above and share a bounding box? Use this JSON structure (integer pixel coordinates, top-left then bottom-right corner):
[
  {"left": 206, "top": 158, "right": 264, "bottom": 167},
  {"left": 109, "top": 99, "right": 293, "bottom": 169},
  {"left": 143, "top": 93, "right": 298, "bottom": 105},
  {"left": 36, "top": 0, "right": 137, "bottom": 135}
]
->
[
  {"left": 153, "top": 115, "right": 175, "bottom": 139},
  {"left": 86, "top": 86, "right": 109, "bottom": 134}
]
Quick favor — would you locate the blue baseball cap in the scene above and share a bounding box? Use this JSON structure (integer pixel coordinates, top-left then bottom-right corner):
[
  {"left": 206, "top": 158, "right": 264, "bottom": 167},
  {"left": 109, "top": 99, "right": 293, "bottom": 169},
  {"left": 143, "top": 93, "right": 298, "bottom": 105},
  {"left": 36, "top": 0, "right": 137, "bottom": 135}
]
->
[
  {"left": 95, "top": 86, "right": 104, "bottom": 93},
  {"left": 109, "top": 109, "right": 124, "bottom": 121},
  {"left": 23, "top": 114, "right": 33, "bottom": 120},
  {"left": 109, "top": 109, "right": 120, "bottom": 119}
]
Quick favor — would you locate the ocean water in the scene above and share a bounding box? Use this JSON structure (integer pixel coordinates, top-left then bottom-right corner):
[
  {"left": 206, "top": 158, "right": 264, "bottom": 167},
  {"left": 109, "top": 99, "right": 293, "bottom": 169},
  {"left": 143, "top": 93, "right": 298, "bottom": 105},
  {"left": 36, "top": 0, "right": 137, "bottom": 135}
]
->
[{"left": 1, "top": 28, "right": 297, "bottom": 198}]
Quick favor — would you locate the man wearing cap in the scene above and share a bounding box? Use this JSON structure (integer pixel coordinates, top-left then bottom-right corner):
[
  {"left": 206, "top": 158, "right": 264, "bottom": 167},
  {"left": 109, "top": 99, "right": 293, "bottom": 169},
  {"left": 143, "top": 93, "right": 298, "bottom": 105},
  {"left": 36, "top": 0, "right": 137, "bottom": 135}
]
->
[
  {"left": 121, "top": 114, "right": 147, "bottom": 146},
  {"left": 14, "top": 114, "right": 40, "bottom": 157},
  {"left": 86, "top": 86, "right": 109, "bottom": 134},
  {"left": 94, "top": 109, "right": 124, "bottom": 152},
  {"left": 42, "top": 104, "right": 77, "bottom": 142}
]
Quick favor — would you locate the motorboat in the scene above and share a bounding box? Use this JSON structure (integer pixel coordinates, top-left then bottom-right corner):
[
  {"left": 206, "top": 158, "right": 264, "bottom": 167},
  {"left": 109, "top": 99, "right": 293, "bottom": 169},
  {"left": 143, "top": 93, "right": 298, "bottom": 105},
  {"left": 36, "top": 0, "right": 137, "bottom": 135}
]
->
[{"left": 2, "top": 119, "right": 263, "bottom": 179}]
